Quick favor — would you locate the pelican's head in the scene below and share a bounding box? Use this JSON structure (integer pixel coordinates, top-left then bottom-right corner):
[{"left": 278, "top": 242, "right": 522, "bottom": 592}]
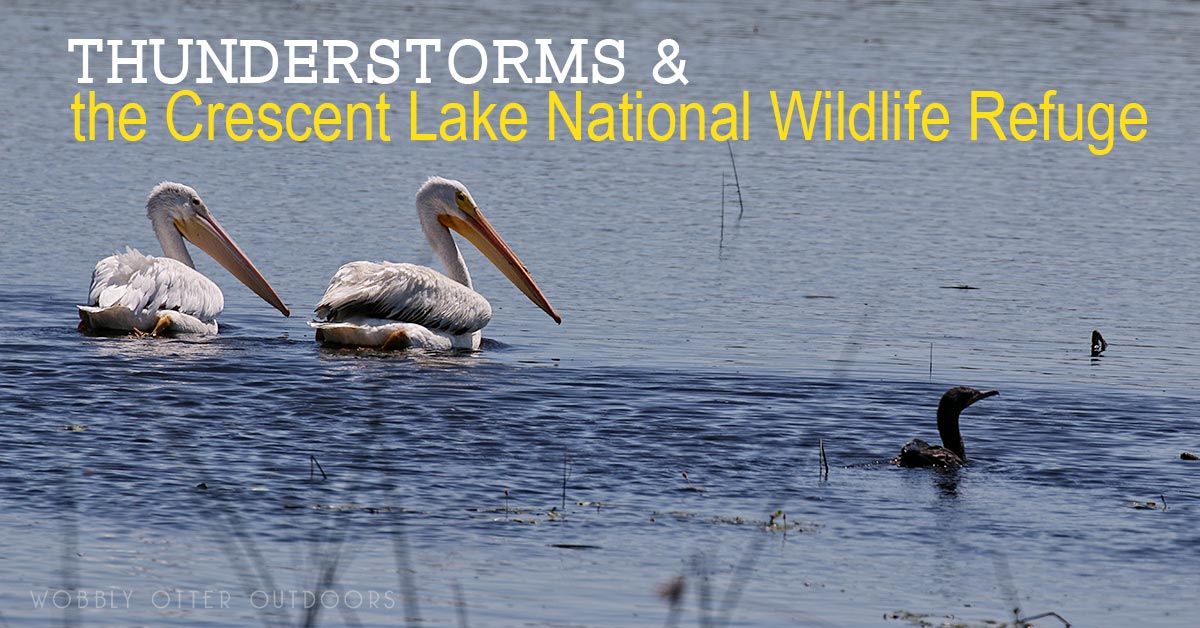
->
[
  {"left": 147, "top": 182, "right": 290, "bottom": 317},
  {"left": 416, "top": 176, "right": 561, "bottom": 324}
]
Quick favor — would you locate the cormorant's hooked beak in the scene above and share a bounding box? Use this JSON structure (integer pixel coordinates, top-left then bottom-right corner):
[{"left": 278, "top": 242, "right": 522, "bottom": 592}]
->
[
  {"left": 174, "top": 213, "right": 291, "bottom": 317},
  {"left": 439, "top": 196, "right": 562, "bottom": 324},
  {"left": 968, "top": 390, "right": 1000, "bottom": 406}
]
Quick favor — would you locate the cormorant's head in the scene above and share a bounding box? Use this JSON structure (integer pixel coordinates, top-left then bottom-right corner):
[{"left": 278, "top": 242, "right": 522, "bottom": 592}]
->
[{"left": 939, "top": 386, "right": 999, "bottom": 414}]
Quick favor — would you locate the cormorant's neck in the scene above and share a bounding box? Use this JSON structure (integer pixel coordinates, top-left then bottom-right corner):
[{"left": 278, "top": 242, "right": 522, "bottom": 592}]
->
[{"left": 936, "top": 403, "right": 966, "bottom": 461}]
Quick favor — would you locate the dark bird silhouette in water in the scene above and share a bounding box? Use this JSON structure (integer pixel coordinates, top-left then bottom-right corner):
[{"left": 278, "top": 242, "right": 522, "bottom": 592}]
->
[
  {"left": 892, "top": 386, "right": 999, "bottom": 468},
  {"left": 1091, "top": 330, "right": 1108, "bottom": 357}
]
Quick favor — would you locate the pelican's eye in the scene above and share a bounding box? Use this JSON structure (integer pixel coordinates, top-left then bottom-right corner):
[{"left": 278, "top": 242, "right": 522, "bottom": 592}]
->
[
  {"left": 191, "top": 197, "right": 201, "bottom": 207},
  {"left": 454, "top": 190, "right": 474, "bottom": 213}
]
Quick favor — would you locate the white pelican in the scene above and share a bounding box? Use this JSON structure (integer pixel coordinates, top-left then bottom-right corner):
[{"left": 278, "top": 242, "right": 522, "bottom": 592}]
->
[
  {"left": 78, "top": 182, "right": 290, "bottom": 336},
  {"left": 311, "top": 176, "right": 560, "bottom": 350}
]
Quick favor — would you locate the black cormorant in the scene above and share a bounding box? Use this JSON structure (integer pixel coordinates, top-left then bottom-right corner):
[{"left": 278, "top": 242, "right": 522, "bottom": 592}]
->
[{"left": 892, "top": 386, "right": 999, "bottom": 468}]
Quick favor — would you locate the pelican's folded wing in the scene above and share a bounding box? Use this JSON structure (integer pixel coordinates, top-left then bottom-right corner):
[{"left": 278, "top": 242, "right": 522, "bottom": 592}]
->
[
  {"left": 314, "top": 262, "right": 492, "bottom": 335},
  {"left": 87, "top": 248, "right": 224, "bottom": 322}
]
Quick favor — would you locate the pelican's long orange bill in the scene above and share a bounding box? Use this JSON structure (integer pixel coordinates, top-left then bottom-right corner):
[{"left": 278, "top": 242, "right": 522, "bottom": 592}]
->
[
  {"left": 175, "top": 214, "right": 291, "bottom": 317},
  {"left": 440, "top": 210, "right": 562, "bottom": 324}
]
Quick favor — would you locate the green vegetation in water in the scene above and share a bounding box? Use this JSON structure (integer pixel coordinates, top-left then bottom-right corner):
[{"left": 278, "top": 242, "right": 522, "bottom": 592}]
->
[
  {"left": 1127, "top": 494, "right": 1168, "bottom": 511},
  {"left": 652, "top": 509, "right": 818, "bottom": 533},
  {"left": 887, "top": 609, "right": 1070, "bottom": 627}
]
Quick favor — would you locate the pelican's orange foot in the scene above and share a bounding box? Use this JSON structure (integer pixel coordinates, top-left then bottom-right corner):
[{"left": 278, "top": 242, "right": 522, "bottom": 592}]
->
[
  {"left": 151, "top": 314, "right": 172, "bottom": 337},
  {"left": 381, "top": 329, "right": 409, "bottom": 351}
]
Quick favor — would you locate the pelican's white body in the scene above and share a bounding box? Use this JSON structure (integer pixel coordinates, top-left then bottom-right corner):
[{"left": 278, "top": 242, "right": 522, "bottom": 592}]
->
[
  {"left": 78, "top": 181, "right": 290, "bottom": 336},
  {"left": 311, "top": 261, "right": 489, "bottom": 350},
  {"left": 311, "top": 176, "right": 559, "bottom": 351},
  {"left": 79, "top": 248, "right": 223, "bottom": 335}
]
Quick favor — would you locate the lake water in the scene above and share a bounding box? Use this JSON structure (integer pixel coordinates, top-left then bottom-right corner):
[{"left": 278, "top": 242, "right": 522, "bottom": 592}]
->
[{"left": 1, "top": 0, "right": 1198, "bottom": 626}]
